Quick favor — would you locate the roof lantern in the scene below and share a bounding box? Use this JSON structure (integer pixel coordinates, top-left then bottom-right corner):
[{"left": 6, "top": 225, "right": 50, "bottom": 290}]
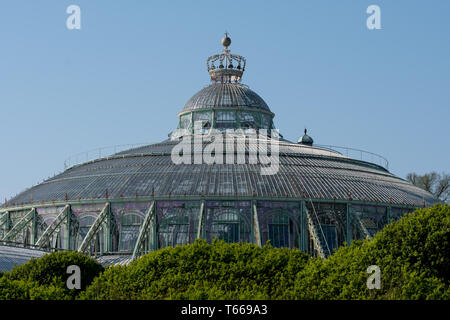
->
[{"left": 207, "top": 33, "right": 246, "bottom": 83}]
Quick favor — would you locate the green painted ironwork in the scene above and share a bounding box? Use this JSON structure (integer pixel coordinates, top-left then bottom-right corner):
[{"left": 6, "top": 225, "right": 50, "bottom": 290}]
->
[
  {"left": 304, "top": 206, "right": 326, "bottom": 259},
  {"left": 252, "top": 200, "right": 261, "bottom": 247},
  {"left": 77, "top": 202, "right": 110, "bottom": 254},
  {"left": 36, "top": 205, "right": 70, "bottom": 249},
  {"left": 387, "top": 206, "right": 391, "bottom": 224},
  {"left": 0, "top": 195, "right": 422, "bottom": 256},
  {"left": 1, "top": 208, "right": 35, "bottom": 243},
  {"left": 30, "top": 209, "right": 39, "bottom": 245},
  {"left": 131, "top": 201, "right": 155, "bottom": 261},
  {"left": 0, "top": 211, "right": 11, "bottom": 242},
  {"left": 346, "top": 203, "right": 352, "bottom": 245},
  {"left": 196, "top": 200, "right": 205, "bottom": 239},
  {"left": 0, "top": 195, "right": 420, "bottom": 215},
  {"left": 299, "top": 201, "right": 308, "bottom": 252},
  {"left": 0, "top": 212, "right": 7, "bottom": 228},
  {"left": 353, "top": 211, "right": 371, "bottom": 239}
]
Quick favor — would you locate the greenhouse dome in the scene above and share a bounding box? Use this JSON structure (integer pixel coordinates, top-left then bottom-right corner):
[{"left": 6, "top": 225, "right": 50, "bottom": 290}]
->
[{"left": 0, "top": 34, "right": 438, "bottom": 268}]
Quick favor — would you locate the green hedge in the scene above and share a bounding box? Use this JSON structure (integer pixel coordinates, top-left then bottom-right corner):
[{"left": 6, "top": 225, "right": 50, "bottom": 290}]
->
[
  {"left": 81, "top": 240, "right": 309, "bottom": 300},
  {"left": 1, "top": 203, "right": 448, "bottom": 300}
]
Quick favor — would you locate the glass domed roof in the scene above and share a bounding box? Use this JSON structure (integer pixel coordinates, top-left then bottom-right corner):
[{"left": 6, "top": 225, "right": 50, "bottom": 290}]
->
[{"left": 180, "top": 83, "right": 272, "bottom": 114}]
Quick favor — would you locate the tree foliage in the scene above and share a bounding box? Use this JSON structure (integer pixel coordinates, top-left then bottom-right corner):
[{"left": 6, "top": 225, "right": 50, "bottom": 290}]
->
[{"left": 407, "top": 171, "right": 449, "bottom": 202}]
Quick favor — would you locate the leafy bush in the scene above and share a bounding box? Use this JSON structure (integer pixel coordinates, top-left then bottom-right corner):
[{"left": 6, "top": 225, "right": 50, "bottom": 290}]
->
[
  {"left": 81, "top": 240, "right": 309, "bottom": 300},
  {"left": 0, "top": 251, "right": 104, "bottom": 300},
  {"left": 293, "top": 203, "right": 450, "bottom": 299}
]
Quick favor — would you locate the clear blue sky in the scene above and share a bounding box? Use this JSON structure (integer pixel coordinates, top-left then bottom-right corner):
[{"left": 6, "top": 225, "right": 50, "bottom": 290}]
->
[{"left": 0, "top": 0, "right": 449, "bottom": 201}]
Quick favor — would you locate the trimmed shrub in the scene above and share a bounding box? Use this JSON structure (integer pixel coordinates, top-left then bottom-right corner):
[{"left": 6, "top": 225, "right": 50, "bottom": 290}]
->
[{"left": 81, "top": 240, "right": 309, "bottom": 300}]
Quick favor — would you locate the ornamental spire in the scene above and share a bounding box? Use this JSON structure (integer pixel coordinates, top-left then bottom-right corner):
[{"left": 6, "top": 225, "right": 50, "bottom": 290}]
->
[{"left": 206, "top": 33, "right": 246, "bottom": 83}]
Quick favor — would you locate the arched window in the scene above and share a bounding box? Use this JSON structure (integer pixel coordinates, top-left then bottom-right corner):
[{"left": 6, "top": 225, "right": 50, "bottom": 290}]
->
[
  {"left": 158, "top": 214, "right": 190, "bottom": 248},
  {"left": 209, "top": 210, "right": 246, "bottom": 243},
  {"left": 119, "top": 213, "right": 143, "bottom": 252},
  {"left": 267, "top": 214, "right": 290, "bottom": 248},
  {"left": 76, "top": 214, "right": 97, "bottom": 250}
]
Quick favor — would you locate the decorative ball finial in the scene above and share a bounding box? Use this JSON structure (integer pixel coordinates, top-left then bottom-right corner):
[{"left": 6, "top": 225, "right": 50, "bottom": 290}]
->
[{"left": 222, "top": 32, "right": 231, "bottom": 48}]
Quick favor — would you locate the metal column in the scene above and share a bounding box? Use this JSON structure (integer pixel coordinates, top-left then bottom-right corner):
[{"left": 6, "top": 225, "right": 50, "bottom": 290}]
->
[
  {"left": 299, "top": 200, "right": 308, "bottom": 252},
  {"left": 132, "top": 201, "right": 156, "bottom": 260},
  {"left": 196, "top": 200, "right": 205, "bottom": 239},
  {"left": 252, "top": 200, "right": 261, "bottom": 247},
  {"left": 346, "top": 203, "right": 352, "bottom": 245}
]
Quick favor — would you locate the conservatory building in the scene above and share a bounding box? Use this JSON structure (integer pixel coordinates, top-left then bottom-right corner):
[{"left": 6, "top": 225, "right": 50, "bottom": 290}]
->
[{"left": 0, "top": 35, "right": 437, "bottom": 267}]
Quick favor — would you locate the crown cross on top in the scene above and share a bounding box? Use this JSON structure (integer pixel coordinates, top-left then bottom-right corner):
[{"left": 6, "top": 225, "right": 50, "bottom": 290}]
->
[{"left": 207, "top": 33, "right": 246, "bottom": 83}]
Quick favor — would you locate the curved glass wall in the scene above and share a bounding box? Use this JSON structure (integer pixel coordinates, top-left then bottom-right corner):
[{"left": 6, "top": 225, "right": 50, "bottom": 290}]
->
[
  {"left": 0, "top": 199, "right": 418, "bottom": 257},
  {"left": 176, "top": 110, "right": 274, "bottom": 134}
]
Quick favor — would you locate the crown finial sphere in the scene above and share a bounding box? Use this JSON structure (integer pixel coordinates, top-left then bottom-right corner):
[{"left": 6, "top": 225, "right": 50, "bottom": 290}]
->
[{"left": 222, "top": 34, "right": 231, "bottom": 48}]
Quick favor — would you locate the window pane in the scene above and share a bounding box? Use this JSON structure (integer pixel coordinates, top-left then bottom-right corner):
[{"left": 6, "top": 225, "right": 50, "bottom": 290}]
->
[
  {"left": 159, "top": 215, "right": 190, "bottom": 248},
  {"left": 215, "top": 111, "right": 236, "bottom": 130},
  {"left": 179, "top": 114, "right": 191, "bottom": 129},
  {"left": 268, "top": 224, "right": 289, "bottom": 248},
  {"left": 319, "top": 225, "right": 338, "bottom": 252},
  {"left": 193, "top": 112, "right": 212, "bottom": 132}
]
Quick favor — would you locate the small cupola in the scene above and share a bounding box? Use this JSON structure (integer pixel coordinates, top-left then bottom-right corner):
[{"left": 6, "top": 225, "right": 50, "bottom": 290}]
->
[{"left": 298, "top": 128, "right": 314, "bottom": 146}]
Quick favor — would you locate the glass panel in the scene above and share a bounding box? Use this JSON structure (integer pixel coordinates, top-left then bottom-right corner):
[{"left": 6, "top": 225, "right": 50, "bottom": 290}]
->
[
  {"left": 268, "top": 224, "right": 289, "bottom": 248},
  {"left": 238, "top": 112, "right": 257, "bottom": 129},
  {"left": 210, "top": 210, "right": 240, "bottom": 243},
  {"left": 179, "top": 114, "right": 191, "bottom": 129},
  {"left": 319, "top": 224, "right": 338, "bottom": 252},
  {"left": 157, "top": 204, "right": 199, "bottom": 249},
  {"left": 215, "top": 111, "right": 236, "bottom": 130},
  {"left": 119, "top": 214, "right": 142, "bottom": 252},
  {"left": 261, "top": 114, "right": 272, "bottom": 129},
  {"left": 119, "top": 225, "right": 140, "bottom": 251},
  {"left": 193, "top": 112, "right": 212, "bottom": 133},
  {"left": 159, "top": 215, "right": 190, "bottom": 248},
  {"left": 268, "top": 214, "right": 289, "bottom": 247}
]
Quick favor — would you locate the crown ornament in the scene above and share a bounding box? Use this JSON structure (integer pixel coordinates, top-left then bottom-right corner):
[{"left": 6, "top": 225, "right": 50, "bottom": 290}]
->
[{"left": 206, "top": 33, "right": 246, "bottom": 83}]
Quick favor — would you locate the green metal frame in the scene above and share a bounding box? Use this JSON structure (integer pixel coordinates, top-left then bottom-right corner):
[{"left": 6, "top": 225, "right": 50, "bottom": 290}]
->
[
  {"left": 299, "top": 201, "right": 308, "bottom": 252},
  {"left": 0, "top": 211, "right": 10, "bottom": 239},
  {"left": 178, "top": 107, "right": 275, "bottom": 133},
  {"left": 131, "top": 201, "right": 155, "bottom": 261},
  {"left": 304, "top": 206, "right": 326, "bottom": 259},
  {"left": 1, "top": 208, "right": 35, "bottom": 243},
  {"left": 346, "top": 203, "right": 352, "bottom": 245},
  {"left": 352, "top": 210, "right": 371, "bottom": 239},
  {"left": 252, "top": 200, "right": 261, "bottom": 247},
  {"left": 36, "top": 205, "right": 70, "bottom": 249},
  {"left": 196, "top": 200, "right": 205, "bottom": 239},
  {"left": 77, "top": 202, "right": 110, "bottom": 254},
  {"left": 0, "top": 194, "right": 421, "bottom": 214},
  {"left": 0, "top": 195, "right": 421, "bottom": 257}
]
